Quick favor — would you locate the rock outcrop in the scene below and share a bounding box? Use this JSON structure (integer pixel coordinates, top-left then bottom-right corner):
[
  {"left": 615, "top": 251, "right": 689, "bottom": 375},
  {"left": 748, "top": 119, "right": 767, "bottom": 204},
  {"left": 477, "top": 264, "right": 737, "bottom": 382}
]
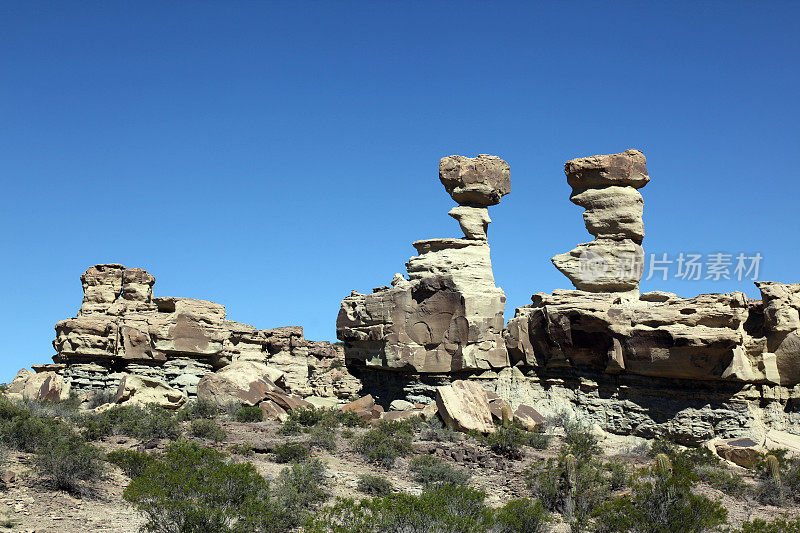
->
[
  {"left": 552, "top": 149, "right": 647, "bottom": 293},
  {"left": 435, "top": 380, "right": 495, "bottom": 434},
  {"left": 48, "top": 264, "right": 359, "bottom": 402},
  {"left": 336, "top": 155, "right": 509, "bottom": 373}
]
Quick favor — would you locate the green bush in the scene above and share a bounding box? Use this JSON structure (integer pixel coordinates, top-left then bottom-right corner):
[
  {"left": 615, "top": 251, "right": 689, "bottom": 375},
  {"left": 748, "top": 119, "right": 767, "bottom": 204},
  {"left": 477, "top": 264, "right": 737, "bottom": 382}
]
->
[
  {"left": 86, "top": 390, "right": 117, "bottom": 410},
  {"left": 409, "top": 454, "right": 471, "bottom": 486},
  {"left": 123, "top": 440, "right": 292, "bottom": 533},
  {"left": 419, "top": 418, "right": 462, "bottom": 443},
  {"left": 735, "top": 515, "right": 800, "bottom": 533},
  {"left": 351, "top": 420, "right": 415, "bottom": 468},
  {"left": 80, "top": 404, "right": 180, "bottom": 441},
  {"left": 356, "top": 474, "right": 393, "bottom": 496},
  {"left": 106, "top": 449, "right": 155, "bottom": 478},
  {"left": 308, "top": 426, "right": 337, "bottom": 452},
  {"left": 0, "top": 398, "right": 29, "bottom": 421},
  {"left": 35, "top": 435, "right": 105, "bottom": 494},
  {"left": 228, "top": 443, "right": 255, "bottom": 456},
  {"left": 277, "top": 418, "right": 303, "bottom": 436},
  {"left": 235, "top": 405, "right": 264, "bottom": 423},
  {"left": 177, "top": 399, "right": 220, "bottom": 421},
  {"left": 483, "top": 423, "right": 545, "bottom": 459},
  {"left": 1, "top": 415, "right": 75, "bottom": 452},
  {"left": 694, "top": 463, "right": 745, "bottom": 497},
  {"left": 593, "top": 459, "right": 728, "bottom": 533},
  {"left": 285, "top": 407, "right": 367, "bottom": 429},
  {"left": 605, "top": 459, "right": 628, "bottom": 491},
  {"left": 340, "top": 428, "right": 354, "bottom": 439},
  {"left": 273, "top": 458, "right": 330, "bottom": 515},
  {"left": 305, "top": 483, "right": 494, "bottom": 533},
  {"left": 562, "top": 422, "right": 601, "bottom": 461},
  {"left": 273, "top": 441, "right": 311, "bottom": 463},
  {"left": 493, "top": 498, "right": 551, "bottom": 533},
  {"left": 189, "top": 419, "right": 227, "bottom": 442},
  {"left": 526, "top": 455, "right": 609, "bottom": 531}
]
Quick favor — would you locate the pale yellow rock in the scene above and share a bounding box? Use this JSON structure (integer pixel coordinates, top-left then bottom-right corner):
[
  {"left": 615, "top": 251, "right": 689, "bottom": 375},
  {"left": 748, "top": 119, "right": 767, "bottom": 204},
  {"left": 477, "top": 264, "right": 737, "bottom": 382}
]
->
[
  {"left": 435, "top": 380, "right": 494, "bottom": 434},
  {"left": 115, "top": 374, "right": 186, "bottom": 409},
  {"left": 196, "top": 361, "right": 281, "bottom": 406}
]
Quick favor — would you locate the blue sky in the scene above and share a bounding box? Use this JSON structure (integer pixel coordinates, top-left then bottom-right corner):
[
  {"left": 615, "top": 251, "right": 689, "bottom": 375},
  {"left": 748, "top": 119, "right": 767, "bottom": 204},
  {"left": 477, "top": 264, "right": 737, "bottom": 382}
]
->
[{"left": 1, "top": 2, "right": 798, "bottom": 381}]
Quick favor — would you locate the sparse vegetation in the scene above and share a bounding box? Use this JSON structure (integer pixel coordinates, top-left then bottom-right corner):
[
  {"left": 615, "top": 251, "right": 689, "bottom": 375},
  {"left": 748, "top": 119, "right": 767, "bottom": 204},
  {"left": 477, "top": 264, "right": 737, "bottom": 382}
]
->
[
  {"left": 351, "top": 419, "right": 415, "bottom": 468},
  {"left": 273, "top": 441, "right": 311, "bottom": 463},
  {"left": 189, "top": 418, "right": 227, "bottom": 442},
  {"left": 409, "top": 454, "right": 471, "bottom": 486},
  {"left": 356, "top": 473, "right": 393, "bottom": 496},
  {"left": 235, "top": 405, "right": 264, "bottom": 423},
  {"left": 34, "top": 435, "right": 105, "bottom": 494},
  {"left": 80, "top": 404, "right": 180, "bottom": 441},
  {"left": 308, "top": 425, "right": 337, "bottom": 452},
  {"left": 106, "top": 449, "right": 155, "bottom": 478}
]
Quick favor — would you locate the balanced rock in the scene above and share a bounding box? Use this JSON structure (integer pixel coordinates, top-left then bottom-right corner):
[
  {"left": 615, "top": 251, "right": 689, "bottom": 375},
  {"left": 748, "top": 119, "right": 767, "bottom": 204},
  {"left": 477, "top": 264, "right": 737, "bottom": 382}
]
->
[
  {"left": 439, "top": 154, "right": 510, "bottom": 206},
  {"left": 435, "top": 380, "right": 494, "bottom": 434},
  {"left": 337, "top": 155, "right": 509, "bottom": 373},
  {"left": 554, "top": 149, "right": 648, "bottom": 293}
]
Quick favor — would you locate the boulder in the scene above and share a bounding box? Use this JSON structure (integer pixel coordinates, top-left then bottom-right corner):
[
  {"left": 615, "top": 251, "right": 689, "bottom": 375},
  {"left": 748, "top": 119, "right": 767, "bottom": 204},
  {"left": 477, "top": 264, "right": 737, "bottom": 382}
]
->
[
  {"left": 342, "top": 394, "right": 375, "bottom": 413},
  {"left": 265, "top": 391, "right": 312, "bottom": 412},
  {"left": 439, "top": 154, "right": 510, "bottom": 207},
  {"left": 712, "top": 437, "right": 764, "bottom": 468},
  {"left": 389, "top": 399, "right": 415, "bottom": 411},
  {"left": 196, "top": 361, "right": 281, "bottom": 406},
  {"left": 382, "top": 410, "right": 421, "bottom": 422},
  {"left": 115, "top": 374, "right": 186, "bottom": 409},
  {"left": 304, "top": 396, "right": 341, "bottom": 410},
  {"left": 564, "top": 149, "right": 649, "bottom": 190},
  {"left": 259, "top": 400, "right": 288, "bottom": 421},
  {"left": 22, "top": 371, "right": 70, "bottom": 402},
  {"left": 513, "top": 404, "right": 545, "bottom": 431},
  {"left": 5, "top": 368, "right": 34, "bottom": 401},
  {"left": 435, "top": 380, "right": 494, "bottom": 434}
]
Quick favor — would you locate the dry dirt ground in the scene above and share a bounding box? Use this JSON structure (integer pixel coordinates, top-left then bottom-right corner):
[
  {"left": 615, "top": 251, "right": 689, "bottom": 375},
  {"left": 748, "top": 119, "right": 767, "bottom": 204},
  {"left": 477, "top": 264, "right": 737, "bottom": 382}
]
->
[{"left": 0, "top": 419, "right": 797, "bottom": 532}]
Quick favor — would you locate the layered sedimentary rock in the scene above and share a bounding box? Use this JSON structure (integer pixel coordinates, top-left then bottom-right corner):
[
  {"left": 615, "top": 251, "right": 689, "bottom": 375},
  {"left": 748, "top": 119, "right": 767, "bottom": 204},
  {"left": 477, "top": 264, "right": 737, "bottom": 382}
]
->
[
  {"left": 337, "top": 155, "right": 509, "bottom": 373},
  {"left": 552, "top": 149, "right": 648, "bottom": 292},
  {"left": 51, "top": 264, "right": 359, "bottom": 400}
]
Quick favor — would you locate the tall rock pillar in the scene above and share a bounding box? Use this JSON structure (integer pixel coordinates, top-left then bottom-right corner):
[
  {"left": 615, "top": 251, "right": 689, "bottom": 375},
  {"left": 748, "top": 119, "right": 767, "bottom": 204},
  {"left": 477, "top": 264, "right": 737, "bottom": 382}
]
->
[{"left": 337, "top": 154, "right": 510, "bottom": 373}]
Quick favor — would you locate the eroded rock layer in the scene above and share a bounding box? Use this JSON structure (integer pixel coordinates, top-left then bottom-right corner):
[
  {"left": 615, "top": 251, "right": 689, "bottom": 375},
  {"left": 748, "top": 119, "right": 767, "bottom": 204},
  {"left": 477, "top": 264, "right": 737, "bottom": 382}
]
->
[{"left": 52, "top": 264, "right": 360, "bottom": 400}]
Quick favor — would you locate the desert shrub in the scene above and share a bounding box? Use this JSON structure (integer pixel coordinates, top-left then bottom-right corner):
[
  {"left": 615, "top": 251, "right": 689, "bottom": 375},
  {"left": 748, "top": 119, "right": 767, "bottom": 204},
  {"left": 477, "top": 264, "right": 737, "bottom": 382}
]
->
[
  {"left": 483, "top": 423, "right": 547, "bottom": 459},
  {"left": 106, "top": 449, "right": 155, "bottom": 478},
  {"left": 0, "top": 398, "right": 29, "bottom": 421},
  {"left": 605, "top": 459, "right": 628, "bottom": 491},
  {"left": 352, "top": 420, "right": 415, "bottom": 468},
  {"left": 274, "top": 458, "right": 330, "bottom": 515},
  {"left": 80, "top": 404, "right": 180, "bottom": 441},
  {"left": 273, "top": 441, "right": 311, "bottom": 463},
  {"left": 562, "top": 422, "right": 601, "bottom": 461},
  {"left": 35, "top": 435, "right": 104, "bottom": 494},
  {"left": 694, "top": 463, "right": 745, "bottom": 497},
  {"left": 593, "top": 457, "right": 728, "bottom": 533},
  {"left": 752, "top": 453, "right": 800, "bottom": 505},
  {"left": 86, "top": 390, "right": 117, "bottom": 410},
  {"left": 409, "top": 454, "right": 471, "bottom": 486},
  {"left": 357, "top": 474, "right": 393, "bottom": 496},
  {"left": 278, "top": 418, "right": 303, "bottom": 435},
  {"left": 177, "top": 399, "right": 220, "bottom": 421},
  {"left": 735, "top": 515, "right": 800, "bottom": 533},
  {"left": 189, "top": 419, "right": 227, "bottom": 442},
  {"left": 308, "top": 425, "right": 337, "bottom": 452},
  {"left": 526, "top": 454, "right": 609, "bottom": 531},
  {"left": 1, "top": 415, "right": 74, "bottom": 452},
  {"left": 494, "top": 498, "right": 551, "bottom": 533},
  {"left": 340, "top": 428, "right": 354, "bottom": 439},
  {"left": 123, "top": 440, "right": 291, "bottom": 533},
  {"left": 305, "top": 483, "right": 494, "bottom": 532},
  {"left": 418, "top": 418, "right": 462, "bottom": 443},
  {"left": 235, "top": 405, "right": 264, "bottom": 423},
  {"left": 228, "top": 443, "right": 255, "bottom": 456},
  {"left": 286, "top": 407, "right": 368, "bottom": 429}
]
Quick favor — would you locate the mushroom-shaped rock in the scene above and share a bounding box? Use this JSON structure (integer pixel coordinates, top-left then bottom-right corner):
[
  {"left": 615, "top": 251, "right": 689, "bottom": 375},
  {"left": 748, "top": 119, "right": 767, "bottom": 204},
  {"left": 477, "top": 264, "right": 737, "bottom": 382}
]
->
[
  {"left": 448, "top": 206, "right": 491, "bottom": 240},
  {"left": 439, "top": 154, "right": 510, "bottom": 206}
]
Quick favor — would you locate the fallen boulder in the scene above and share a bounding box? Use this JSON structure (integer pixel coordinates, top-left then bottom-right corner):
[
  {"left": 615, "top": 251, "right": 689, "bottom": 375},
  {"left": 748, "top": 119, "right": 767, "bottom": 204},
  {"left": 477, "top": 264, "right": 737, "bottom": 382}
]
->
[
  {"left": 116, "top": 374, "right": 186, "bottom": 409},
  {"left": 196, "top": 361, "right": 281, "bottom": 406},
  {"left": 435, "top": 380, "right": 494, "bottom": 434}
]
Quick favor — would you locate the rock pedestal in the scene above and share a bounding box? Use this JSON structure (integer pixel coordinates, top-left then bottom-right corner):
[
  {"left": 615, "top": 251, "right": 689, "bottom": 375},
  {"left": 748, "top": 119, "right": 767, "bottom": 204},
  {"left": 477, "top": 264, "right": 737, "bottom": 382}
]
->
[
  {"left": 552, "top": 149, "right": 648, "bottom": 293},
  {"left": 336, "top": 154, "right": 510, "bottom": 373}
]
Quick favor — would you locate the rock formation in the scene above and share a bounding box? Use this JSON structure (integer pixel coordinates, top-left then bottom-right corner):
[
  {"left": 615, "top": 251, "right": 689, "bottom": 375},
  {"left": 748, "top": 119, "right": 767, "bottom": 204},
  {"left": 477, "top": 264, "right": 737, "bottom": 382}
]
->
[
  {"left": 551, "top": 149, "right": 648, "bottom": 293},
  {"left": 47, "top": 264, "right": 360, "bottom": 402},
  {"left": 337, "top": 154, "right": 509, "bottom": 372}
]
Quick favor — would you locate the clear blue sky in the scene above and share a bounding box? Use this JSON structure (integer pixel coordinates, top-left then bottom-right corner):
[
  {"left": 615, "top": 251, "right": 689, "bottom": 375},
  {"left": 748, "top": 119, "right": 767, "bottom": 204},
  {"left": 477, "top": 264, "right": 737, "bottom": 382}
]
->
[{"left": 1, "top": 2, "right": 798, "bottom": 382}]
